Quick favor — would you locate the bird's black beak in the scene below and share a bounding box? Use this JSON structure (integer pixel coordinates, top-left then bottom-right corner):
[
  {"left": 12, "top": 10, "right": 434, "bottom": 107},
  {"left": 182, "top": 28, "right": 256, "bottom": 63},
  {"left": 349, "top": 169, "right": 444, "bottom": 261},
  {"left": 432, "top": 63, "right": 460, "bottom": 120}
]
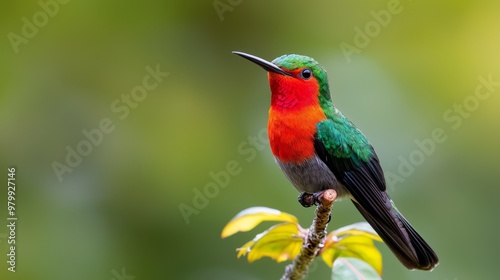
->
[{"left": 233, "top": 51, "right": 292, "bottom": 77}]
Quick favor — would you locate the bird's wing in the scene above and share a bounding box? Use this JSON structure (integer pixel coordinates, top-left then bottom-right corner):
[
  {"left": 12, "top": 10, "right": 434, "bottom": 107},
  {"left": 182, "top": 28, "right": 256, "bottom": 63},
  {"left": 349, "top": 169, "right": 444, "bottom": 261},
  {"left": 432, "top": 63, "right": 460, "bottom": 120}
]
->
[
  {"left": 314, "top": 118, "right": 423, "bottom": 267},
  {"left": 313, "top": 119, "right": 399, "bottom": 230},
  {"left": 314, "top": 118, "right": 385, "bottom": 190}
]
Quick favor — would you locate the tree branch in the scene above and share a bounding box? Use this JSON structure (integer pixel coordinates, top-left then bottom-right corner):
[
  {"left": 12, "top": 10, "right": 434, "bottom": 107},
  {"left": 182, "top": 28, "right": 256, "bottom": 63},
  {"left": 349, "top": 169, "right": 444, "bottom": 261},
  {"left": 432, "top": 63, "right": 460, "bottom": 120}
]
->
[{"left": 280, "top": 189, "right": 337, "bottom": 280}]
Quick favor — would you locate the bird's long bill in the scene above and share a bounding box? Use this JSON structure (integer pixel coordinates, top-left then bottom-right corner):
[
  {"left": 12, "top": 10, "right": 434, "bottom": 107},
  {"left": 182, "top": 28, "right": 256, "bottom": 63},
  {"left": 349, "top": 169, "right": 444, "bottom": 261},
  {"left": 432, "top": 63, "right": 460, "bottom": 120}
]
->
[{"left": 232, "top": 51, "right": 292, "bottom": 77}]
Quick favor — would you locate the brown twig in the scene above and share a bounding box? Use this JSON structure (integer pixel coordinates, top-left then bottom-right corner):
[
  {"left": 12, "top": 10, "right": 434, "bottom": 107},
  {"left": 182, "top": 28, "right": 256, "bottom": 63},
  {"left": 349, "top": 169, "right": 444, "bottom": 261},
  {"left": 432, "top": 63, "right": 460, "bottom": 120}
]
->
[{"left": 280, "top": 189, "right": 337, "bottom": 280}]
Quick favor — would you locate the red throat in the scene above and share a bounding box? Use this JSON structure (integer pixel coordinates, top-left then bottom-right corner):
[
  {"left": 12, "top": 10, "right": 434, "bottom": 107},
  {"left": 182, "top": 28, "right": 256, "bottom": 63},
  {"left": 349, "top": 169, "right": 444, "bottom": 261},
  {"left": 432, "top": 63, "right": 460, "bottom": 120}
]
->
[
  {"left": 267, "top": 71, "right": 327, "bottom": 163},
  {"left": 268, "top": 71, "right": 319, "bottom": 110}
]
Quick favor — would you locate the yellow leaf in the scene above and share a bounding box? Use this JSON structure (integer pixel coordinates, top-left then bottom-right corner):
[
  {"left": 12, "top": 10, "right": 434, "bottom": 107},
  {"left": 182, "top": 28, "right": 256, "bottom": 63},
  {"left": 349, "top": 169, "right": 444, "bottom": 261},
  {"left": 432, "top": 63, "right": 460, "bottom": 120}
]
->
[
  {"left": 333, "top": 222, "right": 382, "bottom": 242},
  {"left": 321, "top": 222, "right": 383, "bottom": 275},
  {"left": 237, "top": 239, "right": 255, "bottom": 259},
  {"left": 237, "top": 222, "right": 305, "bottom": 263},
  {"left": 221, "top": 207, "right": 298, "bottom": 238},
  {"left": 321, "top": 234, "right": 383, "bottom": 275}
]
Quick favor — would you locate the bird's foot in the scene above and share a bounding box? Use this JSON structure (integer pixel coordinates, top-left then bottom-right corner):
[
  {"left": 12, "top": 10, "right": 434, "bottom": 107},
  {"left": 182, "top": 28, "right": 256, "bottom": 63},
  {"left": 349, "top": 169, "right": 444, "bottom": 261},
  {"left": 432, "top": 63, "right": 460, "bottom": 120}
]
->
[
  {"left": 298, "top": 191, "right": 329, "bottom": 208},
  {"left": 313, "top": 191, "right": 324, "bottom": 205},
  {"left": 298, "top": 192, "right": 315, "bottom": 207}
]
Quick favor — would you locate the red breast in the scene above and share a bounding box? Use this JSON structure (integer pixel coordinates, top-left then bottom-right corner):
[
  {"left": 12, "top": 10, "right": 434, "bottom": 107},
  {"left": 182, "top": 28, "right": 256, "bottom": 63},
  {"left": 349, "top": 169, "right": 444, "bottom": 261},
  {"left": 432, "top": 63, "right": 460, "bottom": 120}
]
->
[{"left": 266, "top": 71, "right": 327, "bottom": 163}]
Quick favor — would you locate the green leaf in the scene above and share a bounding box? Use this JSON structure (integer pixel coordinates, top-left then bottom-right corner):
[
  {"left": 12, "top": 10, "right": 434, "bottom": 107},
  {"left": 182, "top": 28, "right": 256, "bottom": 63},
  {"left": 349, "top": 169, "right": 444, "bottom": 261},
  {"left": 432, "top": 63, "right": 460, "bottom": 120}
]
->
[
  {"left": 221, "top": 207, "right": 298, "bottom": 238},
  {"left": 332, "top": 257, "right": 382, "bottom": 280}
]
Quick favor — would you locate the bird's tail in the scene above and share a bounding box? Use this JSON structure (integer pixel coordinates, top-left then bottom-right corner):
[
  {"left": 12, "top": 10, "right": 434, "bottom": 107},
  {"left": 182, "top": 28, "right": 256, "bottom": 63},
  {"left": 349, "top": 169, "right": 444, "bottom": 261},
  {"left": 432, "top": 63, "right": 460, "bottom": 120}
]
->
[{"left": 352, "top": 198, "right": 439, "bottom": 270}]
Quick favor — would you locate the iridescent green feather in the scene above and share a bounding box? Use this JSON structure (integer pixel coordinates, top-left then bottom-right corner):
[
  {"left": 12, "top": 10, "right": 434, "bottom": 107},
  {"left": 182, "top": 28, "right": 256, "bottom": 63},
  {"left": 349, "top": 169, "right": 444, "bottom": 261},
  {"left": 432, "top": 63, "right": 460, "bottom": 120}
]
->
[{"left": 316, "top": 119, "right": 373, "bottom": 164}]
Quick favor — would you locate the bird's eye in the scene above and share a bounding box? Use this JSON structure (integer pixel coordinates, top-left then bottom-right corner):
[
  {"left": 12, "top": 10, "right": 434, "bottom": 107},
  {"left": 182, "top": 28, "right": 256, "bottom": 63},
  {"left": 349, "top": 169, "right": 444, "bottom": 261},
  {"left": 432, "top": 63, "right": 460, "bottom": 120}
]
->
[{"left": 300, "top": 68, "right": 312, "bottom": 80}]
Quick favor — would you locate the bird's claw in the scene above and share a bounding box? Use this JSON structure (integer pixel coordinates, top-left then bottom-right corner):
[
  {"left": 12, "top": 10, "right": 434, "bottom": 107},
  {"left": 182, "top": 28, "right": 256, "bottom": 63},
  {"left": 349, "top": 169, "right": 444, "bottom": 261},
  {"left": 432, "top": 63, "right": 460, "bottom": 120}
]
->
[
  {"left": 298, "top": 191, "right": 327, "bottom": 208},
  {"left": 298, "top": 192, "right": 315, "bottom": 207},
  {"left": 313, "top": 192, "right": 324, "bottom": 205}
]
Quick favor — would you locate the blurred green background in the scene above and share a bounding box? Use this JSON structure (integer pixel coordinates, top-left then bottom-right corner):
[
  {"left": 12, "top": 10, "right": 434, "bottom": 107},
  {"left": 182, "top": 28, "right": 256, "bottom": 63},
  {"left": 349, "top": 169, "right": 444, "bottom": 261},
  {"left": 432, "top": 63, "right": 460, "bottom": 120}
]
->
[{"left": 1, "top": 0, "right": 499, "bottom": 279}]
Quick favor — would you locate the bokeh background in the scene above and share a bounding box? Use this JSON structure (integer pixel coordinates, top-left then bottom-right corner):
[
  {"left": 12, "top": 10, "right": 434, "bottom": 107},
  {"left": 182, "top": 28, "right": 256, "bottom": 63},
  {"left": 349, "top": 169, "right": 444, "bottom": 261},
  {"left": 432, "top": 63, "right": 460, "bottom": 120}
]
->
[{"left": 1, "top": 1, "right": 499, "bottom": 279}]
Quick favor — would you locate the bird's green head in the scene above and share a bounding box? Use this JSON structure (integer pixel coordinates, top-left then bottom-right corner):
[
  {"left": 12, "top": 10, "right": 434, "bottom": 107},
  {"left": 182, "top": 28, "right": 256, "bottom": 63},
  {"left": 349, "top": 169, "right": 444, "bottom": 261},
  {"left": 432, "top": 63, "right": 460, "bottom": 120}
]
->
[
  {"left": 271, "top": 54, "right": 330, "bottom": 101},
  {"left": 233, "top": 51, "right": 333, "bottom": 111}
]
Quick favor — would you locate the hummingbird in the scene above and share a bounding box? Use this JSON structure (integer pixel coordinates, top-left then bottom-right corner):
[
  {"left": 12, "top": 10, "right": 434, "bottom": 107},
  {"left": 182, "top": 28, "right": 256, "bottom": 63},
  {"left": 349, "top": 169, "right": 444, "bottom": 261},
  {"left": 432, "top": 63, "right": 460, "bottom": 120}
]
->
[{"left": 233, "top": 51, "right": 439, "bottom": 271}]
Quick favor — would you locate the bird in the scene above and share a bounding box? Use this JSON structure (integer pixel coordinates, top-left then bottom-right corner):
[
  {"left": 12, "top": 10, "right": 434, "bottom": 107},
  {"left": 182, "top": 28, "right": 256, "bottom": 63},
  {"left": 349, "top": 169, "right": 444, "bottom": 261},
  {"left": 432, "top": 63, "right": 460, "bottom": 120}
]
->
[{"left": 232, "top": 51, "right": 439, "bottom": 271}]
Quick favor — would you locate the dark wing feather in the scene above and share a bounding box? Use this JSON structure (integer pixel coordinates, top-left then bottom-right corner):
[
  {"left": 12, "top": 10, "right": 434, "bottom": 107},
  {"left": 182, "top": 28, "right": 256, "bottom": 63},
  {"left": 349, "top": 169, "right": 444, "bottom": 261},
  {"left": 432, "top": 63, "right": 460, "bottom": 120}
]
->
[{"left": 314, "top": 119, "right": 438, "bottom": 270}]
